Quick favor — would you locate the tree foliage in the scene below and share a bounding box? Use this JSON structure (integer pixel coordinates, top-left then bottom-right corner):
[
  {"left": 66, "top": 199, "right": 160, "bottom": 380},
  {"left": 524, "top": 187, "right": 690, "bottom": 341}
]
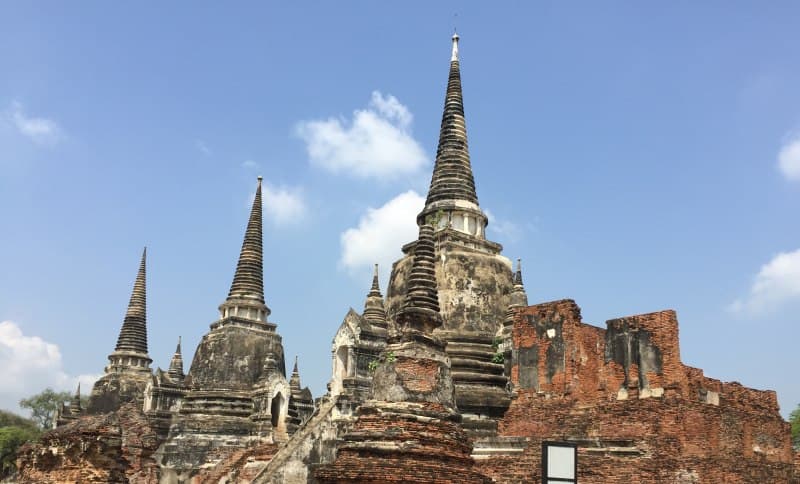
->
[
  {"left": 0, "top": 410, "right": 40, "bottom": 477},
  {"left": 0, "top": 410, "right": 38, "bottom": 430},
  {"left": 18, "top": 388, "right": 72, "bottom": 430},
  {"left": 790, "top": 404, "right": 800, "bottom": 450}
]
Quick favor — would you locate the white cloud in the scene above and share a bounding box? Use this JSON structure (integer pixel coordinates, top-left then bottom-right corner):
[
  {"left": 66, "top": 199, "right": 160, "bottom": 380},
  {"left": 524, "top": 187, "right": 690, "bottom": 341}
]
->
[
  {"left": 195, "top": 139, "right": 212, "bottom": 156},
  {"left": 484, "top": 208, "right": 523, "bottom": 242},
  {"left": 7, "top": 102, "right": 63, "bottom": 145},
  {"left": 778, "top": 134, "right": 800, "bottom": 181},
  {"left": 340, "top": 190, "right": 425, "bottom": 282},
  {"left": 0, "top": 321, "right": 99, "bottom": 413},
  {"left": 729, "top": 249, "right": 800, "bottom": 315},
  {"left": 242, "top": 159, "right": 259, "bottom": 169},
  {"left": 262, "top": 181, "right": 307, "bottom": 226},
  {"left": 296, "top": 91, "right": 429, "bottom": 179}
]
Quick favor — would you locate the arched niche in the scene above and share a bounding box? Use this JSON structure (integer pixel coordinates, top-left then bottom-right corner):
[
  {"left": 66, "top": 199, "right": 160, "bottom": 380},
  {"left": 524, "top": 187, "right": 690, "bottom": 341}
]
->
[{"left": 271, "top": 391, "right": 285, "bottom": 430}]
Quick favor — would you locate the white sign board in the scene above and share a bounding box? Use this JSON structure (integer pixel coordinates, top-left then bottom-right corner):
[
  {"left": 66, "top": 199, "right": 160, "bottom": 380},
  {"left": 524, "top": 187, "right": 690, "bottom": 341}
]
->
[{"left": 542, "top": 442, "right": 577, "bottom": 483}]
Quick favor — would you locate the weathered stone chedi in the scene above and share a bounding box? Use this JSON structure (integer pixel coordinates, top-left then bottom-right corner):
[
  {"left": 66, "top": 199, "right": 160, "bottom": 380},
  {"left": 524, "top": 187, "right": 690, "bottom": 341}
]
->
[
  {"left": 315, "top": 224, "right": 490, "bottom": 483},
  {"left": 387, "top": 33, "right": 512, "bottom": 434},
  {"left": 88, "top": 247, "right": 154, "bottom": 415},
  {"left": 16, "top": 34, "right": 799, "bottom": 483},
  {"left": 157, "top": 176, "right": 307, "bottom": 478}
]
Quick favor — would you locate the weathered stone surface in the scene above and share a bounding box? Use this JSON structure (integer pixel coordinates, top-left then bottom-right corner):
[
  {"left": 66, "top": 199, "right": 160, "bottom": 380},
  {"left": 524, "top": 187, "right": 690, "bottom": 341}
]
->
[
  {"left": 370, "top": 345, "right": 454, "bottom": 405},
  {"left": 157, "top": 177, "right": 296, "bottom": 478},
  {"left": 193, "top": 442, "right": 279, "bottom": 484},
  {"left": 474, "top": 299, "right": 797, "bottom": 483},
  {"left": 86, "top": 248, "right": 154, "bottom": 416},
  {"left": 329, "top": 265, "right": 390, "bottom": 414},
  {"left": 252, "top": 395, "right": 344, "bottom": 484},
  {"left": 388, "top": 242, "right": 512, "bottom": 336},
  {"left": 17, "top": 403, "right": 160, "bottom": 483},
  {"left": 315, "top": 402, "right": 491, "bottom": 484},
  {"left": 88, "top": 370, "right": 152, "bottom": 415},
  {"left": 115, "top": 248, "right": 150, "bottom": 356},
  {"left": 422, "top": 33, "right": 479, "bottom": 209},
  {"left": 315, "top": 222, "right": 490, "bottom": 484},
  {"left": 387, "top": 236, "right": 513, "bottom": 429},
  {"left": 187, "top": 324, "right": 286, "bottom": 391}
]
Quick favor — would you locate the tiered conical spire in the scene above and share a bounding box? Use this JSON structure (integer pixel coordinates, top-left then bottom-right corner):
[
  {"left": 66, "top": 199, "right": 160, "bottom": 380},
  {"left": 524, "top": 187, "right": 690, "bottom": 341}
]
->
[
  {"left": 290, "top": 356, "right": 301, "bottom": 393},
  {"left": 226, "top": 176, "right": 265, "bottom": 305},
  {"left": 510, "top": 258, "right": 528, "bottom": 306},
  {"left": 69, "top": 383, "right": 82, "bottom": 415},
  {"left": 400, "top": 224, "right": 441, "bottom": 317},
  {"left": 424, "top": 33, "right": 479, "bottom": 207},
  {"left": 369, "top": 264, "right": 380, "bottom": 293},
  {"left": 362, "top": 264, "right": 387, "bottom": 328},
  {"left": 168, "top": 336, "right": 185, "bottom": 381},
  {"left": 513, "top": 258, "right": 523, "bottom": 286},
  {"left": 115, "top": 248, "right": 149, "bottom": 355},
  {"left": 504, "top": 258, "right": 529, "bottom": 332}
]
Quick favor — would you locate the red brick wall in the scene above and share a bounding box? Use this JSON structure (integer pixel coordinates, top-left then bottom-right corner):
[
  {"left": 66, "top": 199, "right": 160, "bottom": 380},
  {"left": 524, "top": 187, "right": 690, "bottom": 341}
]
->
[{"left": 480, "top": 299, "right": 796, "bottom": 483}]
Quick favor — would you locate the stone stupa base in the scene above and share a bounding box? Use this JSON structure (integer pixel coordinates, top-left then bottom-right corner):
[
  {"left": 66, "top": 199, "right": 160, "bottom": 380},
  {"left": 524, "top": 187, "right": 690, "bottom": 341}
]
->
[{"left": 314, "top": 401, "right": 491, "bottom": 484}]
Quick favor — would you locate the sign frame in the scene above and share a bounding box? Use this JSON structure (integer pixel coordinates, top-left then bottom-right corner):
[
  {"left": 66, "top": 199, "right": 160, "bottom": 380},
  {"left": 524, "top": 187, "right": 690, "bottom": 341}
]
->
[{"left": 541, "top": 441, "right": 578, "bottom": 484}]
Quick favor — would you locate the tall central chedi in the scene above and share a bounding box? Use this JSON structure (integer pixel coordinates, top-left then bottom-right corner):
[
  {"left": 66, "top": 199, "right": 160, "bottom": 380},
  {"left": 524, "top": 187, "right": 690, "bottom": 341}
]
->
[
  {"left": 160, "top": 177, "right": 292, "bottom": 476},
  {"left": 316, "top": 224, "right": 491, "bottom": 483},
  {"left": 386, "top": 34, "right": 514, "bottom": 433}
]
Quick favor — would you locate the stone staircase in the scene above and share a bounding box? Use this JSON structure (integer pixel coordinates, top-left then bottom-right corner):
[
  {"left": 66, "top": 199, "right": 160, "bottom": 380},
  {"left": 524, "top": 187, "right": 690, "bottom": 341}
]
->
[{"left": 252, "top": 394, "right": 339, "bottom": 483}]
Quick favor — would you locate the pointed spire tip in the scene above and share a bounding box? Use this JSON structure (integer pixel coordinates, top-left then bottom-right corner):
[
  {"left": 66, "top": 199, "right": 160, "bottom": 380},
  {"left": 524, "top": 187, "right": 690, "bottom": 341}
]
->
[
  {"left": 115, "top": 246, "right": 149, "bottom": 355},
  {"left": 225, "top": 176, "right": 266, "bottom": 306},
  {"left": 451, "top": 32, "right": 460, "bottom": 62}
]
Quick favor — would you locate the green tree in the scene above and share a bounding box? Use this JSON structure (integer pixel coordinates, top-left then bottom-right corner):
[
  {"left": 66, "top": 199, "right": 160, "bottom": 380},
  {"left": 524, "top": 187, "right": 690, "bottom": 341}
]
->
[
  {"left": 0, "top": 409, "right": 37, "bottom": 429},
  {"left": 0, "top": 410, "right": 40, "bottom": 477},
  {"left": 18, "top": 388, "right": 71, "bottom": 430},
  {"left": 790, "top": 404, "right": 800, "bottom": 450}
]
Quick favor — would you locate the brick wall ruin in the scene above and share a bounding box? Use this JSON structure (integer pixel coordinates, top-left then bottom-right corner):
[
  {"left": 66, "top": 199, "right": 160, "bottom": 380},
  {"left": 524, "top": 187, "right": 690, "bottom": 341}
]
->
[{"left": 475, "top": 299, "right": 797, "bottom": 483}]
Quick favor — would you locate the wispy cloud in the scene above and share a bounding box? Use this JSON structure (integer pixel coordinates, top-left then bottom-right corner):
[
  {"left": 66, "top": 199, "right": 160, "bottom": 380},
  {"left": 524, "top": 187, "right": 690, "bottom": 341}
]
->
[
  {"left": 484, "top": 208, "right": 523, "bottom": 242},
  {"left": 778, "top": 133, "right": 800, "bottom": 181},
  {"left": 6, "top": 101, "right": 63, "bottom": 145},
  {"left": 195, "top": 139, "right": 212, "bottom": 156},
  {"left": 261, "top": 180, "right": 307, "bottom": 227},
  {"left": 296, "top": 91, "right": 429, "bottom": 179},
  {"left": 340, "top": 190, "right": 425, "bottom": 283},
  {"left": 729, "top": 248, "right": 800, "bottom": 315},
  {"left": 0, "top": 320, "right": 99, "bottom": 412},
  {"left": 242, "top": 159, "right": 259, "bottom": 169}
]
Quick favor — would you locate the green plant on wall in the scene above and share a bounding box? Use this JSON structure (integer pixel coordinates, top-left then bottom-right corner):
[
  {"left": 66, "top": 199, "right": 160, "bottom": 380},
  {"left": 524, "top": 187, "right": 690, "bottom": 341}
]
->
[
  {"left": 491, "top": 337, "right": 502, "bottom": 352},
  {"left": 425, "top": 209, "right": 446, "bottom": 228},
  {"left": 368, "top": 359, "right": 380, "bottom": 373},
  {"left": 368, "top": 351, "right": 397, "bottom": 373},
  {"left": 491, "top": 352, "right": 504, "bottom": 364}
]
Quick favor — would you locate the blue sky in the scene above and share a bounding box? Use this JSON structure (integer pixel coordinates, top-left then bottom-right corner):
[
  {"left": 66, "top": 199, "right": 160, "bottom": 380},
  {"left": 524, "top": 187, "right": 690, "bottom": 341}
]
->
[{"left": 1, "top": 3, "right": 799, "bottom": 417}]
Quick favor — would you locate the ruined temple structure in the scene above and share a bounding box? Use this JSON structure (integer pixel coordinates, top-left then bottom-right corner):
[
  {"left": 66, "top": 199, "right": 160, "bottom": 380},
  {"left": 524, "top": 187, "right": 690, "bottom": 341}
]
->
[
  {"left": 87, "top": 247, "right": 154, "bottom": 415},
  {"left": 315, "top": 224, "right": 491, "bottom": 483},
  {"left": 16, "top": 34, "right": 800, "bottom": 483},
  {"left": 472, "top": 301, "right": 797, "bottom": 482},
  {"left": 53, "top": 383, "right": 84, "bottom": 428},
  {"left": 142, "top": 338, "right": 187, "bottom": 436},
  {"left": 329, "top": 264, "right": 389, "bottom": 415},
  {"left": 155, "top": 176, "right": 314, "bottom": 479},
  {"left": 385, "top": 33, "right": 512, "bottom": 436}
]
